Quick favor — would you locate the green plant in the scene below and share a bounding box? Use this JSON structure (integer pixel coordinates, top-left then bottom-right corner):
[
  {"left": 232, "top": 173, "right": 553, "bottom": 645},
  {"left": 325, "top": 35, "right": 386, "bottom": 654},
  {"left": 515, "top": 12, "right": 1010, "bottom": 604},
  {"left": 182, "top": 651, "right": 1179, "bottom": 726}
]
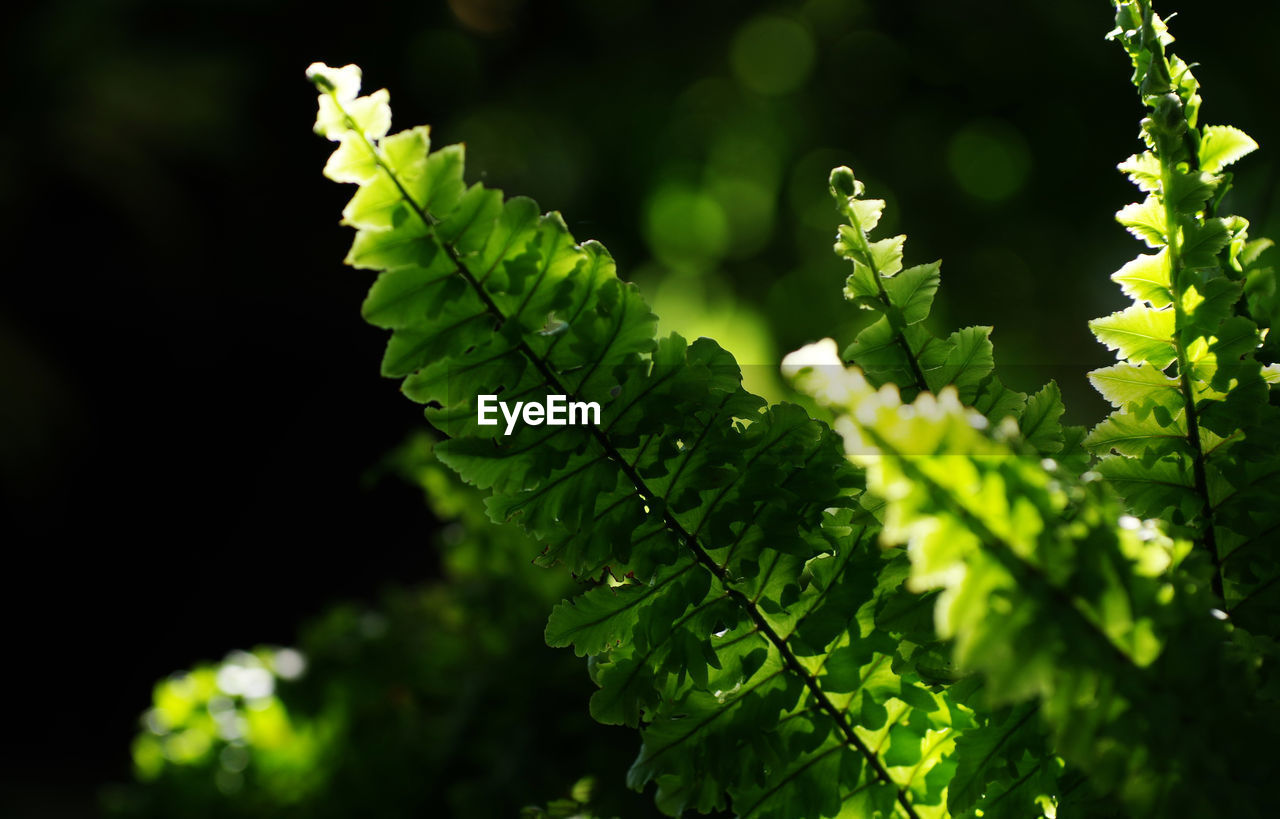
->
[
  {"left": 104, "top": 436, "right": 657, "bottom": 819},
  {"left": 307, "top": 2, "right": 1280, "bottom": 816}
]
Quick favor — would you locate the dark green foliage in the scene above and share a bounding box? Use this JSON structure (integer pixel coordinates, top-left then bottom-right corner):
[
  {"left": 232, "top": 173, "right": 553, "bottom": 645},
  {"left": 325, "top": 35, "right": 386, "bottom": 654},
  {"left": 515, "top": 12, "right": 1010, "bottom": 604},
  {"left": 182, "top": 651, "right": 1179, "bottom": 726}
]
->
[{"left": 305, "top": 2, "right": 1280, "bottom": 815}]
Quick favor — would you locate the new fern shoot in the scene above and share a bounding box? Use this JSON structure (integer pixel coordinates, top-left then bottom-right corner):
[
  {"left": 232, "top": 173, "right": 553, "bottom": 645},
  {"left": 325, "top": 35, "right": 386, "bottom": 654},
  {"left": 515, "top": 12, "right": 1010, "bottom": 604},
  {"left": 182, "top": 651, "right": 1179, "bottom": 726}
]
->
[{"left": 308, "top": 1, "right": 1280, "bottom": 816}]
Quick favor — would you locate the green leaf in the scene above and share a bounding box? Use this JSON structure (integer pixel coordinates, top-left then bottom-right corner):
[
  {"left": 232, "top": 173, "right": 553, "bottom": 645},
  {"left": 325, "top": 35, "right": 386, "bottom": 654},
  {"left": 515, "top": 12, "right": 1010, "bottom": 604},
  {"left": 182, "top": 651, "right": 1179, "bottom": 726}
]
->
[
  {"left": 1166, "top": 167, "right": 1220, "bottom": 214},
  {"left": 1199, "top": 124, "right": 1258, "bottom": 173},
  {"left": 545, "top": 563, "right": 699, "bottom": 657},
  {"left": 925, "top": 325, "right": 994, "bottom": 403},
  {"left": 844, "top": 317, "right": 921, "bottom": 390},
  {"left": 1179, "top": 218, "right": 1231, "bottom": 270},
  {"left": 971, "top": 377, "right": 1027, "bottom": 427},
  {"left": 836, "top": 229, "right": 905, "bottom": 277},
  {"left": 1181, "top": 276, "right": 1242, "bottom": 337},
  {"left": 1085, "top": 410, "right": 1188, "bottom": 458},
  {"left": 883, "top": 263, "right": 941, "bottom": 325},
  {"left": 1094, "top": 454, "right": 1194, "bottom": 517},
  {"left": 1111, "top": 251, "right": 1172, "bottom": 307},
  {"left": 1240, "top": 237, "right": 1273, "bottom": 266},
  {"left": 1116, "top": 197, "right": 1167, "bottom": 248},
  {"left": 1018, "top": 382, "right": 1065, "bottom": 455},
  {"left": 1118, "top": 151, "right": 1161, "bottom": 193},
  {"left": 948, "top": 704, "right": 1050, "bottom": 817},
  {"left": 1088, "top": 362, "right": 1181, "bottom": 409},
  {"left": 1089, "top": 304, "right": 1176, "bottom": 368}
]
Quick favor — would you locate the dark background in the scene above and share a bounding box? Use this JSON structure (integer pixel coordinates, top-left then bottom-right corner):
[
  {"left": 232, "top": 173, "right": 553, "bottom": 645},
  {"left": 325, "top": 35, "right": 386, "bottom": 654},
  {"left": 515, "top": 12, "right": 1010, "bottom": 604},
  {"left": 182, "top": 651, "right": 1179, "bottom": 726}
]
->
[{"left": 3, "top": 0, "right": 1279, "bottom": 814}]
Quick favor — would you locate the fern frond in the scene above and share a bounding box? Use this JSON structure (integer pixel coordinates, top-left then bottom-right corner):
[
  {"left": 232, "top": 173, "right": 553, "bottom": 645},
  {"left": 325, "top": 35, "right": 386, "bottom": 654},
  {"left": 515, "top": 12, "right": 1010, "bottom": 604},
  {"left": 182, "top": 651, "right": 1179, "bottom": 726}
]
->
[
  {"left": 830, "top": 168, "right": 1072, "bottom": 459},
  {"left": 308, "top": 62, "right": 950, "bottom": 818},
  {"left": 830, "top": 170, "right": 1083, "bottom": 724},
  {"left": 1090, "top": 0, "right": 1280, "bottom": 614}
]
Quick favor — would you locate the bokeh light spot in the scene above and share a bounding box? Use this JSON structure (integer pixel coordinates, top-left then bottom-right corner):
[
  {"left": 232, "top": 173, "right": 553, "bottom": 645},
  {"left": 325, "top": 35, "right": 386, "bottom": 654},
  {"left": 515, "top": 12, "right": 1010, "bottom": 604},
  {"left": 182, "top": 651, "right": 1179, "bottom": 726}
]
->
[
  {"left": 273, "top": 648, "right": 307, "bottom": 680},
  {"left": 643, "top": 183, "right": 730, "bottom": 269},
  {"left": 731, "top": 17, "right": 815, "bottom": 96},
  {"left": 220, "top": 743, "right": 250, "bottom": 774},
  {"left": 947, "top": 120, "right": 1032, "bottom": 202}
]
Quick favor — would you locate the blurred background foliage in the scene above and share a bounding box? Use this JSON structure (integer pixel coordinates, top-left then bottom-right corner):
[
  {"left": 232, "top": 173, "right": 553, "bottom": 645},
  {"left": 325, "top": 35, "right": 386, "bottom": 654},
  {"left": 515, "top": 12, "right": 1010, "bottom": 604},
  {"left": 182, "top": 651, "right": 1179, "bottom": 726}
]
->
[
  {"left": 3, "top": 0, "right": 1280, "bottom": 815},
  {"left": 101, "top": 437, "right": 657, "bottom": 816}
]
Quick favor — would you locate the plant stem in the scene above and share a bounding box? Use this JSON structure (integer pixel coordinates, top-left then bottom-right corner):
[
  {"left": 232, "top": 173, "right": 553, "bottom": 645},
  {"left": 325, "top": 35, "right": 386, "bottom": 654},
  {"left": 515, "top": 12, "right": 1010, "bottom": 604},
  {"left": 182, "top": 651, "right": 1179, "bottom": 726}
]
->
[{"left": 1153, "top": 116, "right": 1225, "bottom": 601}]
